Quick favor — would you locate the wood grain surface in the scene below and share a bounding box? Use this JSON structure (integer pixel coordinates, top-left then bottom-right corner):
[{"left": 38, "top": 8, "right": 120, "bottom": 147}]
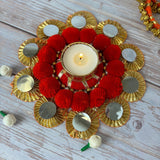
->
[{"left": 0, "top": 0, "right": 160, "bottom": 160}]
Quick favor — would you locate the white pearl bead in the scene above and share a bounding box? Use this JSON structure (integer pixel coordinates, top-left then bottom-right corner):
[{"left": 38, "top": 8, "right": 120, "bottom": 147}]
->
[{"left": 0, "top": 65, "right": 13, "bottom": 77}]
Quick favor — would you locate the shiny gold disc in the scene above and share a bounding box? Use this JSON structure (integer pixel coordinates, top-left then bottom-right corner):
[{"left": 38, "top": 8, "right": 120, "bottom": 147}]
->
[
  {"left": 121, "top": 70, "right": 146, "bottom": 102},
  {"left": 34, "top": 97, "right": 67, "bottom": 128},
  {"left": 37, "top": 19, "right": 66, "bottom": 39},
  {"left": 98, "top": 97, "right": 130, "bottom": 127},
  {"left": 11, "top": 68, "right": 42, "bottom": 102},
  {"left": 96, "top": 20, "right": 127, "bottom": 45},
  {"left": 120, "top": 44, "right": 144, "bottom": 71},
  {"left": 66, "top": 108, "right": 99, "bottom": 140},
  {"left": 18, "top": 38, "right": 46, "bottom": 67},
  {"left": 66, "top": 11, "right": 97, "bottom": 29}
]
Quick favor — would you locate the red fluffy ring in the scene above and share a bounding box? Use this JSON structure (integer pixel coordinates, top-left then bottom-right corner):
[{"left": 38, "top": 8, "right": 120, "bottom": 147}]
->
[
  {"left": 39, "top": 77, "right": 61, "bottom": 98},
  {"left": 99, "top": 75, "right": 122, "bottom": 99},
  {"left": 93, "top": 34, "right": 111, "bottom": 51},
  {"left": 103, "top": 44, "right": 121, "bottom": 62},
  {"left": 80, "top": 28, "right": 97, "bottom": 43},
  {"left": 90, "top": 87, "right": 106, "bottom": 108},
  {"left": 47, "top": 35, "right": 66, "bottom": 52},
  {"left": 71, "top": 91, "right": 89, "bottom": 112},
  {"left": 62, "top": 27, "right": 80, "bottom": 44},
  {"left": 106, "top": 60, "right": 125, "bottom": 77},
  {"left": 38, "top": 45, "right": 57, "bottom": 64},
  {"left": 55, "top": 89, "right": 73, "bottom": 109},
  {"left": 33, "top": 62, "right": 53, "bottom": 80}
]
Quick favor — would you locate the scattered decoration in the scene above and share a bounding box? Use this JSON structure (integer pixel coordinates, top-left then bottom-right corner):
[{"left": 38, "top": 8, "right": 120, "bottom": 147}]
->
[
  {"left": 0, "top": 65, "right": 13, "bottom": 77},
  {"left": 137, "top": 0, "right": 160, "bottom": 38},
  {"left": 81, "top": 135, "right": 102, "bottom": 151},
  {"left": 0, "top": 111, "right": 16, "bottom": 127},
  {"left": 11, "top": 11, "right": 146, "bottom": 140}
]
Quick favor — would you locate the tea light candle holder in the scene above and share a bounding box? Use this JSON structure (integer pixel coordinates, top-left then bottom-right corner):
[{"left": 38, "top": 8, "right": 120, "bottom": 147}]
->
[{"left": 61, "top": 42, "right": 99, "bottom": 81}]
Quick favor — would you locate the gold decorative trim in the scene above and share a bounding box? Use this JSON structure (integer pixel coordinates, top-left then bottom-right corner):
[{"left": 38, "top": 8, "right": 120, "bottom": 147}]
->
[
  {"left": 120, "top": 44, "right": 144, "bottom": 71},
  {"left": 18, "top": 38, "right": 46, "bottom": 67},
  {"left": 37, "top": 19, "right": 66, "bottom": 39},
  {"left": 121, "top": 70, "right": 146, "bottom": 102},
  {"left": 11, "top": 68, "right": 42, "bottom": 102},
  {"left": 66, "top": 11, "right": 97, "bottom": 29},
  {"left": 34, "top": 97, "right": 67, "bottom": 128},
  {"left": 66, "top": 108, "right": 99, "bottom": 140},
  {"left": 96, "top": 20, "right": 127, "bottom": 45},
  {"left": 97, "top": 97, "right": 130, "bottom": 127}
]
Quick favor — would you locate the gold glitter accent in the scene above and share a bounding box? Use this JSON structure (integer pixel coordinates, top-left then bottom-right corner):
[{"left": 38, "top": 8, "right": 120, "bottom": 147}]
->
[
  {"left": 120, "top": 44, "right": 144, "bottom": 71},
  {"left": 120, "top": 70, "right": 146, "bottom": 102},
  {"left": 97, "top": 97, "right": 130, "bottom": 128},
  {"left": 66, "top": 108, "right": 99, "bottom": 140},
  {"left": 96, "top": 20, "right": 127, "bottom": 45},
  {"left": 11, "top": 68, "right": 42, "bottom": 102},
  {"left": 34, "top": 97, "right": 67, "bottom": 128},
  {"left": 18, "top": 38, "right": 46, "bottom": 67},
  {"left": 37, "top": 19, "right": 66, "bottom": 39},
  {"left": 66, "top": 11, "right": 97, "bottom": 29}
]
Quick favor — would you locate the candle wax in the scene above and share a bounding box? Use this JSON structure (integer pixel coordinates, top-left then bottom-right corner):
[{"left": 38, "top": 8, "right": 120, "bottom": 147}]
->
[{"left": 62, "top": 43, "right": 99, "bottom": 76}]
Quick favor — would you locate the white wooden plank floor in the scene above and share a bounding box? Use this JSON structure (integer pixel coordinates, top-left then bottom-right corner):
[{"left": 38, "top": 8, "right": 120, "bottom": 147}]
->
[{"left": 0, "top": 0, "right": 160, "bottom": 160}]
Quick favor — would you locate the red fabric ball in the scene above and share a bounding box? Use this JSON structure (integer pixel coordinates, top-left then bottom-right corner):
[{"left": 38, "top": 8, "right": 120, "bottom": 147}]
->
[
  {"left": 103, "top": 45, "right": 121, "bottom": 62},
  {"left": 87, "top": 78, "right": 98, "bottom": 88},
  {"left": 80, "top": 28, "right": 97, "bottom": 43},
  {"left": 106, "top": 60, "right": 125, "bottom": 77},
  {"left": 90, "top": 87, "right": 106, "bottom": 108},
  {"left": 93, "top": 34, "right": 111, "bottom": 51},
  {"left": 99, "top": 75, "right": 122, "bottom": 99},
  {"left": 71, "top": 91, "right": 89, "bottom": 112},
  {"left": 39, "top": 77, "right": 60, "bottom": 98},
  {"left": 47, "top": 35, "right": 66, "bottom": 52},
  {"left": 38, "top": 45, "right": 57, "bottom": 64},
  {"left": 33, "top": 62, "right": 53, "bottom": 80},
  {"left": 71, "top": 81, "right": 85, "bottom": 90},
  {"left": 55, "top": 89, "right": 73, "bottom": 109},
  {"left": 62, "top": 27, "right": 80, "bottom": 44}
]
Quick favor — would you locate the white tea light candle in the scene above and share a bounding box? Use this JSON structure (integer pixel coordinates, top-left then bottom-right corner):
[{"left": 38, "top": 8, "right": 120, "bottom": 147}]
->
[{"left": 61, "top": 42, "right": 99, "bottom": 77}]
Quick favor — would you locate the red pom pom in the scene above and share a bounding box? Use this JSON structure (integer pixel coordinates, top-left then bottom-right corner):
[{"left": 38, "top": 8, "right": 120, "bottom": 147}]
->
[
  {"left": 71, "top": 91, "right": 89, "bottom": 112},
  {"left": 103, "top": 45, "right": 121, "bottom": 62},
  {"left": 62, "top": 27, "right": 80, "bottom": 44},
  {"left": 71, "top": 81, "right": 85, "bottom": 90},
  {"left": 87, "top": 78, "right": 98, "bottom": 88},
  {"left": 99, "top": 75, "right": 122, "bottom": 99},
  {"left": 106, "top": 60, "right": 125, "bottom": 77},
  {"left": 33, "top": 62, "right": 53, "bottom": 80},
  {"left": 47, "top": 35, "right": 66, "bottom": 51},
  {"left": 39, "top": 77, "right": 60, "bottom": 98},
  {"left": 93, "top": 34, "right": 111, "bottom": 51},
  {"left": 55, "top": 89, "right": 73, "bottom": 109},
  {"left": 80, "top": 28, "right": 97, "bottom": 43},
  {"left": 38, "top": 45, "right": 57, "bottom": 64},
  {"left": 90, "top": 88, "right": 106, "bottom": 108}
]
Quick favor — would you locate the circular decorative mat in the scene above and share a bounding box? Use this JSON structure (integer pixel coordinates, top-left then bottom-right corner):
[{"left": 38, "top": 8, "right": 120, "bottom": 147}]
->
[{"left": 11, "top": 11, "right": 146, "bottom": 140}]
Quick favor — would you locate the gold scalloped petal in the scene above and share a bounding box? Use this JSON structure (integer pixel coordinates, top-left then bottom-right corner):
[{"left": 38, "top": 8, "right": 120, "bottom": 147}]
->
[
  {"left": 18, "top": 38, "right": 46, "bottom": 67},
  {"left": 97, "top": 97, "right": 130, "bottom": 127},
  {"left": 121, "top": 70, "right": 146, "bottom": 102},
  {"left": 37, "top": 19, "right": 66, "bottom": 39},
  {"left": 66, "top": 108, "right": 99, "bottom": 140},
  {"left": 34, "top": 97, "right": 67, "bottom": 128},
  {"left": 66, "top": 11, "right": 97, "bottom": 29},
  {"left": 120, "top": 44, "right": 144, "bottom": 71},
  {"left": 11, "top": 68, "right": 42, "bottom": 102},
  {"left": 96, "top": 20, "right": 127, "bottom": 45}
]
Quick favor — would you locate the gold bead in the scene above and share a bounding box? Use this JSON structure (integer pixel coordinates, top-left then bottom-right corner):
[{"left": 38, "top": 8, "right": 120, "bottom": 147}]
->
[{"left": 143, "top": 15, "right": 149, "bottom": 21}]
